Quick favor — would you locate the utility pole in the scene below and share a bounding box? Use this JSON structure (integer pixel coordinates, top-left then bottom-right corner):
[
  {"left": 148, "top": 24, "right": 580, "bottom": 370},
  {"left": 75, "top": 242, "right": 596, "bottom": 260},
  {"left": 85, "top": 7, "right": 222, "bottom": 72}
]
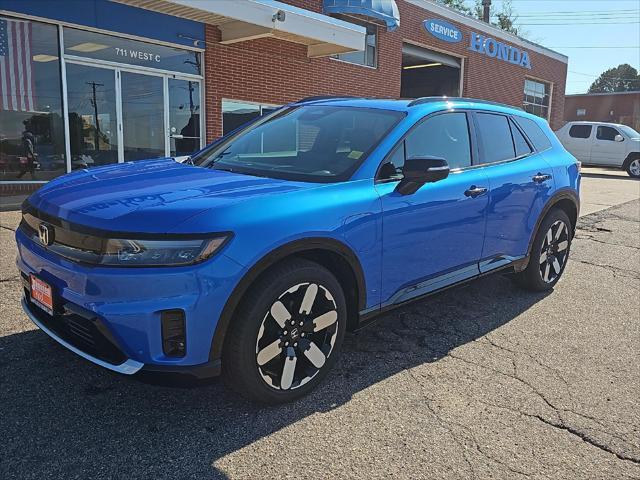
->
[
  {"left": 482, "top": 0, "right": 491, "bottom": 23},
  {"left": 86, "top": 81, "right": 104, "bottom": 151}
]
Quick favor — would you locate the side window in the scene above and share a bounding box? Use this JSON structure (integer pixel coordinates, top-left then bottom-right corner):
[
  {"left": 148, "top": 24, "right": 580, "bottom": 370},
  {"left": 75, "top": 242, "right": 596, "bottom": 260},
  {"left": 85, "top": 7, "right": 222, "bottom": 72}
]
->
[
  {"left": 378, "top": 142, "right": 405, "bottom": 180},
  {"left": 509, "top": 119, "right": 533, "bottom": 157},
  {"left": 513, "top": 116, "right": 553, "bottom": 152},
  {"left": 405, "top": 113, "right": 472, "bottom": 170},
  {"left": 569, "top": 124, "right": 592, "bottom": 139},
  {"left": 596, "top": 126, "right": 620, "bottom": 141},
  {"left": 476, "top": 113, "right": 515, "bottom": 164}
]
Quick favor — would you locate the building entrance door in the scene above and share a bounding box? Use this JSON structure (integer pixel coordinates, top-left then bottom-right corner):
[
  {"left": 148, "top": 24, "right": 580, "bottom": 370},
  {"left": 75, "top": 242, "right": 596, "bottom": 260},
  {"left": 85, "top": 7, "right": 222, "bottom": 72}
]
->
[{"left": 64, "top": 60, "right": 202, "bottom": 167}]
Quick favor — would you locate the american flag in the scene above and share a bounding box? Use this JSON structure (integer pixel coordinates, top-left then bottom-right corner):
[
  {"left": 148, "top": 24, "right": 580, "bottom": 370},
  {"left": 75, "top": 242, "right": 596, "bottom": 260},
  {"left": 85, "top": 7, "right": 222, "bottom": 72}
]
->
[{"left": 0, "top": 18, "right": 35, "bottom": 112}]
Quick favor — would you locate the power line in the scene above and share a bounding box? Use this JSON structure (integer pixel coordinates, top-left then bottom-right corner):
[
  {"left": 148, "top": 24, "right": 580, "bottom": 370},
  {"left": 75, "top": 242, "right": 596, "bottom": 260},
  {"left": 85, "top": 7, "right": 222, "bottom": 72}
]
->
[
  {"left": 517, "top": 21, "right": 640, "bottom": 25},
  {"left": 569, "top": 70, "right": 640, "bottom": 80},
  {"left": 551, "top": 46, "right": 640, "bottom": 49}
]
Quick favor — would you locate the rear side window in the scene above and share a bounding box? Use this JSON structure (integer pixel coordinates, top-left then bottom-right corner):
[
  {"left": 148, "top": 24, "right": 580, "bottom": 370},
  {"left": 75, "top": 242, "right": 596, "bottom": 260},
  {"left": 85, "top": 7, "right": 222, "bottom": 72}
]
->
[
  {"left": 476, "top": 113, "right": 515, "bottom": 164},
  {"left": 596, "top": 126, "right": 620, "bottom": 141},
  {"left": 513, "top": 116, "right": 553, "bottom": 151},
  {"left": 405, "top": 112, "right": 472, "bottom": 170},
  {"left": 510, "top": 119, "right": 533, "bottom": 157},
  {"left": 569, "top": 124, "right": 592, "bottom": 139}
]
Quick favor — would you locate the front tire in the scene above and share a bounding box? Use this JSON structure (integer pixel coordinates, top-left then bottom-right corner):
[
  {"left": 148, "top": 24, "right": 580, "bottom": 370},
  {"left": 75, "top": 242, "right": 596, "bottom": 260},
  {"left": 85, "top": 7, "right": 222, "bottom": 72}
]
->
[
  {"left": 514, "top": 208, "right": 572, "bottom": 291},
  {"left": 624, "top": 157, "right": 640, "bottom": 178},
  {"left": 222, "top": 258, "right": 347, "bottom": 404}
]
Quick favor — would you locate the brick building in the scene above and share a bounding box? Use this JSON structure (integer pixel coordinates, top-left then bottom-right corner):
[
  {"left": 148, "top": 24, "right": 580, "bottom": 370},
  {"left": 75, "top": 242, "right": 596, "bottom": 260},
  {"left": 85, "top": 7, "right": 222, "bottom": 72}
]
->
[
  {"left": 0, "top": 0, "right": 568, "bottom": 197},
  {"left": 564, "top": 92, "right": 640, "bottom": 132}
]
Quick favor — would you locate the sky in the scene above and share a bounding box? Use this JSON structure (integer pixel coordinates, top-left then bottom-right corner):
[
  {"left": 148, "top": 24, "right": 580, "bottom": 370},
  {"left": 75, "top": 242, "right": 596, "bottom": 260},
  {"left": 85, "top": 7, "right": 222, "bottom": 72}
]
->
[{"left": 480, "top": 0, "right": 640, "bottom": 94}]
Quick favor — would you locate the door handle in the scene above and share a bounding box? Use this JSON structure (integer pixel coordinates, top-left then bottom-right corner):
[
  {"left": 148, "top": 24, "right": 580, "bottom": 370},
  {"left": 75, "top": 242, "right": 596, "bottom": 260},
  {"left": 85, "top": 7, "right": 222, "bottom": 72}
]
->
[
  {"left": 464, "top": 186, "right": 488, "bottom": 198},
  {"left": 532, "top": 173, "right": 552, "bottom": 183}
]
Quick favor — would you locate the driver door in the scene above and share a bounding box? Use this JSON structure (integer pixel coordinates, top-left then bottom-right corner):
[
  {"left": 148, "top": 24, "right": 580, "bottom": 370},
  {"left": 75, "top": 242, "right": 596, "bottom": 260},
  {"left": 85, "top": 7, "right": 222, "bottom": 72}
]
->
[{"left": 375, "top": 112, "right": 489, "bottom": 305}]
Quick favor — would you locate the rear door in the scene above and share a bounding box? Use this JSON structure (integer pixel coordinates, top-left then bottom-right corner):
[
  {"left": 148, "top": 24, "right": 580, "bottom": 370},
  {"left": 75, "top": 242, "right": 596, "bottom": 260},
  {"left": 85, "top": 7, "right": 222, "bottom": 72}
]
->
[
  {"left": 474, "top": 113, "right": 555, "bottom": 269},
  {"left": 564, "top": 124, "right": 594, "bottom": 163},
  {"left": 592, "top": 125, "right": 626, "bottom": 166}
]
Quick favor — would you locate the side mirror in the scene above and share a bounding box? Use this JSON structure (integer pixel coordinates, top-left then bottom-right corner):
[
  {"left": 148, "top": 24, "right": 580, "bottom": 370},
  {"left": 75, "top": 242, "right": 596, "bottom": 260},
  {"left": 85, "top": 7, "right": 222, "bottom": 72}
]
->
[
  {"left": 614, "top": 134, "right": 624, "bottom": 142},
  {"left": 395, "top": 156, "right": 450, "bottom": 195}
]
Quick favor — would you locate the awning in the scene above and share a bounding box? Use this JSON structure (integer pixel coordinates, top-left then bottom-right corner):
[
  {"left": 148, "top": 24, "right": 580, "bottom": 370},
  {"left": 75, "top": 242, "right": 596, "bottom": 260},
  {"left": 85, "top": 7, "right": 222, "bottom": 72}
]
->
[
  {"left": 323, "top": 0, "right": 400, "bottom": 31},
  {"left": 112, "top": 0, "right": 366, "bottom": 57}
]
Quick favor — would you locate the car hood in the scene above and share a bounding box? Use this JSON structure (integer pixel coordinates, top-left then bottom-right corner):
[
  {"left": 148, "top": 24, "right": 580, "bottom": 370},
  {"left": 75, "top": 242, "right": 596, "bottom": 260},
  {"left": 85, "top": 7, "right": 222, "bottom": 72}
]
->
[{"left": 27, "top": 159, "right": 315, "bottom": 234}]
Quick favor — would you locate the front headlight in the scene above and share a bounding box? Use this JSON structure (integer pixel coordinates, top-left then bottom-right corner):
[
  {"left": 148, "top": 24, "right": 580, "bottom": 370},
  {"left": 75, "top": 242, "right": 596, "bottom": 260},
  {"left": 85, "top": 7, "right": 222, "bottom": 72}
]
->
[{"left": 99, "top": 236, "right": 230, "bottom": 266}]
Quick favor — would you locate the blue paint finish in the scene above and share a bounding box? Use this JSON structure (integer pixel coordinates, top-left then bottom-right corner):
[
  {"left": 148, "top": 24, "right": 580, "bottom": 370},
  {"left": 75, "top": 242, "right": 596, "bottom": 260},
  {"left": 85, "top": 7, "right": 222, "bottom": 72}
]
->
[
  {"left": 423, "top": 18, "right": 463, "bottom": 43},
  {"left": 15, "top": 97, "right": 580, "bottom": 375},
  {"left": 0, "top": 0, "right": 204, "bottom": 48},
  {"left": 375, "top": 168, "right": 490, "bottom": 303},
  {"left": 323, "top": 0, "right": 400, "bottom": 31},
  {"left": 479, "top": 153, "right": 555, "bottom": 262}
]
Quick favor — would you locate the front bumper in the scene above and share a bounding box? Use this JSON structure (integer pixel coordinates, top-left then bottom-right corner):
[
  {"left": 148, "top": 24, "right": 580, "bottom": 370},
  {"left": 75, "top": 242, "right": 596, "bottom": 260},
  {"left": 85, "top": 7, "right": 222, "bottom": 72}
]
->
[{"left": 16, "top": 227, "right": 245, "bottom": 375}]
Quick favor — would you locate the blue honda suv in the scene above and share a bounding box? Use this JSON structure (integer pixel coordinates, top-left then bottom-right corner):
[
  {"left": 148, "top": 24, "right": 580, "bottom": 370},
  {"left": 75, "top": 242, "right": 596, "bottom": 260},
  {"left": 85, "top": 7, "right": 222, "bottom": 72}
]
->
[{"left": 16, "top": 97, "right": 580, "bottom": 403}]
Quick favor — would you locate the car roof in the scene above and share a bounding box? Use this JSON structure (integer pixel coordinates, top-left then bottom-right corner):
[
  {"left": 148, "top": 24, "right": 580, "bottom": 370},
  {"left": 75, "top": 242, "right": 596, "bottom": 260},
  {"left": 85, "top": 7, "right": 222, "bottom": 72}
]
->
[
  {"left": 565, "top": 120, "right": 626, "bottom": 127},
  {"left": 291, "top": 96, "right": 531, "bottom": 118}
]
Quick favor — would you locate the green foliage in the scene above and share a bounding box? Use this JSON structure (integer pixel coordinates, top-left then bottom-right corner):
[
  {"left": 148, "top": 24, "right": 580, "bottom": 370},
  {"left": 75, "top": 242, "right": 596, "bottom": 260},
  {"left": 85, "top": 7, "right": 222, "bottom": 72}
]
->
[
  {"left": 437, "top": 0, "right": 524, "bottom": 37},
  {"left": 588, "top": 64, "right": 640, "bottom": 93}
]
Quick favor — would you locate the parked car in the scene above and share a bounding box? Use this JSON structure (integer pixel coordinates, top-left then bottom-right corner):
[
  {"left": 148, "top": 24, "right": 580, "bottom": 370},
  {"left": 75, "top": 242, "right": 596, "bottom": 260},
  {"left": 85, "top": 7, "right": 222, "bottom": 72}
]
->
[
  {"left": 16, "top": 97, "right": 580, "bottom": 403},
  {"left": 555, "top": 121, "right": 640, "bottom": 178}
]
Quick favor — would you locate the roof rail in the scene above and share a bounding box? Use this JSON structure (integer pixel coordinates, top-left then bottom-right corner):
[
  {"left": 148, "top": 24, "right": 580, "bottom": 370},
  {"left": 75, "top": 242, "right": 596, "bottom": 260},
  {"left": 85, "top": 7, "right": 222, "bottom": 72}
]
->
[
  {"left": 408, "top": 96, "right": 522, "bottom": 110},
  {"left": 296, "top": 95, "right": 360, "bottom": 103}
]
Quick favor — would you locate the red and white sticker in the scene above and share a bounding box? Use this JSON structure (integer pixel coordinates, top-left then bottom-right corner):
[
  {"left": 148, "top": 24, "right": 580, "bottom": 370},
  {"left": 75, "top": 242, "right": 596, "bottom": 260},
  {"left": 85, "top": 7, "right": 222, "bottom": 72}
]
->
[{"left": 30, "top": 275, "right": 53, "bottom": 315}]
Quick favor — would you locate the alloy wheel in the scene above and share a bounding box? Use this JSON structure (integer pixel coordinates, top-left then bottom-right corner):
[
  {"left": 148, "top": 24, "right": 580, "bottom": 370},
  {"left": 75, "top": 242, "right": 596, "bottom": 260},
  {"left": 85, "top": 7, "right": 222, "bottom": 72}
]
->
[
  {"left": 629, "top": 159, "right": 640, "bottom": 177},
  {"left": 255, "top": 282, "right": 339, "bottom": 390},
  {"left": 539, "top": 220, "right": 570, "bottom": 283}
]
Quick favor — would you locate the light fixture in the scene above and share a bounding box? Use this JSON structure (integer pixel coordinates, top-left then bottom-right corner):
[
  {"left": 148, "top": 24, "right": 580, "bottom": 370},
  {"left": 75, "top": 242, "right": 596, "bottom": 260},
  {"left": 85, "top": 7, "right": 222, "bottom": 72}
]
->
[
  {"left": 402, "top": 62, "right": 442, "bottom": 70},
  {"left": 68, "top": 42, "right": 109, "bottom": 53},
  {"left": 32, "top": 54, "right": 58, "bottom": 62}
]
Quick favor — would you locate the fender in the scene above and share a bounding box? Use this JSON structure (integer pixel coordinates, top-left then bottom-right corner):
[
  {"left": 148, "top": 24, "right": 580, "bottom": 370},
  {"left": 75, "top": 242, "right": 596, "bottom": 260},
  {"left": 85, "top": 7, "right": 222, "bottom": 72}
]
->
[
  {"left": 208, "top": 237, "right": 367, "bottom": 361},
  {"left": 525, "top": 188, "right": 580, "bottom": 261}
]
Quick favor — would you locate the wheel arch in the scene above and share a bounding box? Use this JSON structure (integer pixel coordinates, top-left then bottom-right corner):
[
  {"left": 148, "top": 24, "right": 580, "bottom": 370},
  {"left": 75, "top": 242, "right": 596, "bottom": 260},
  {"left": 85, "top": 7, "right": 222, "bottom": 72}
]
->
[
  {"left": 527, "top": 189, "right": 580, "bottom": 258},
  {"left": 623, "top": 152, "right": 640, "bottom": 168},
  {"left": 209, "top": 237, "right": 367, "bottom": 361}
]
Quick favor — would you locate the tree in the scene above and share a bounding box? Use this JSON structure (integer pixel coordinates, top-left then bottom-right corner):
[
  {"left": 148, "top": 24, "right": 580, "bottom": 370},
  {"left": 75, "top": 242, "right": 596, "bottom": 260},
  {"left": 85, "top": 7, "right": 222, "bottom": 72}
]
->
[
  {"left": 438, "top": 0, "right": 473, "bottom": 16},
  {"left": 588, "top": 64, "right": 640, "bottom": 93},
  {"left": 437, "top": 0, "right": 524, "bottom": 37}
]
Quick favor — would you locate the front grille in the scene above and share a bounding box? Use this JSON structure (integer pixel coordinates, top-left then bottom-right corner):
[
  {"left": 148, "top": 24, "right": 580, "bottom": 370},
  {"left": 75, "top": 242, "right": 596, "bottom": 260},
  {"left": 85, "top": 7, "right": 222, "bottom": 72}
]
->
[{"left": 23, "top": 278, "right": 127, "bottom": 366}]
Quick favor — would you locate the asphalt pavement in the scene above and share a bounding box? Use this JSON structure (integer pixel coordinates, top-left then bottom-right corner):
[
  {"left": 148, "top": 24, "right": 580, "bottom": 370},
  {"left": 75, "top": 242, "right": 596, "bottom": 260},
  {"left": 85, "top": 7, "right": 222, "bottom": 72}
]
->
[{"left": 0, "top": 172, "right": 638, "bottom": 479}]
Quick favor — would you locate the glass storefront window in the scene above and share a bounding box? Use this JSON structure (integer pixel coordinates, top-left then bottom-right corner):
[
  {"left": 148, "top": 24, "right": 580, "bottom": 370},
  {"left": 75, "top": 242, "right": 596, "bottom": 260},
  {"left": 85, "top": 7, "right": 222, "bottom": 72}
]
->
[
  {"left": 66, "top": 63, "right": 119, "bottom": 168},
  {"left": 121, "top": 72, "right": 165, "bottom": 161},
  {"left": 169, "top": 78, "right": 201, "bottom": 157},
  {"left": 523, "top": 78, "right": 551, "bottom": 120},
  {"left": 333, "top": 19, "right": 377, "bottom": 68},
  {"left": 0, "top": 17, "right": 65, "bottom": 182},
  {"left": 63, "top": 27, "right": 201, "bottom": 76},
  {"left": 222, "top": 100, "right": 280, "bottom": 135}
]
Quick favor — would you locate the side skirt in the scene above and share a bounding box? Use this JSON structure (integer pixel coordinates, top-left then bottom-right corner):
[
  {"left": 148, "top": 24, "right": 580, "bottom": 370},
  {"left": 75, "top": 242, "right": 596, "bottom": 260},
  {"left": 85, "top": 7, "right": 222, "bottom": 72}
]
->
[{"left": 356, "top": 255, "right": 526, "bottom": 329}]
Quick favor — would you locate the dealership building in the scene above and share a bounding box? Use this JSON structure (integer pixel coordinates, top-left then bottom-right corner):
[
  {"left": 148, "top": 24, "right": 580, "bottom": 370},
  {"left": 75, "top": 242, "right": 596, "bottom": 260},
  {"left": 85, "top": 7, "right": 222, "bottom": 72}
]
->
[{"left": 0, "top": 0, "right": 568, "bottom": 196}]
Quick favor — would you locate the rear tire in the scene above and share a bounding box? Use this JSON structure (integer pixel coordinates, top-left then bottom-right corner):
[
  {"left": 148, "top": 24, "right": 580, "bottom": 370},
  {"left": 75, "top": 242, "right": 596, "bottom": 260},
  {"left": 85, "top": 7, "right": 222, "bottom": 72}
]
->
[
  {"left": 222, "top": 258, "right": 347, "bottom": 404},
  {"left": 624, "top": 157, "right": 640, "bottom": 178},
  {"left": 514, "top": 208, "right": 572, "bottom": 291}
]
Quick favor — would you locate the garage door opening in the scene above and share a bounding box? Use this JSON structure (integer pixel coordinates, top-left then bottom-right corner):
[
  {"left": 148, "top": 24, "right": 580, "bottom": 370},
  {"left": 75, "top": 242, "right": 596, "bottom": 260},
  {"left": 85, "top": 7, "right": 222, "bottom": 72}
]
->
[{"left": 401, "top": 44, "right": 461, "bottom": 98}]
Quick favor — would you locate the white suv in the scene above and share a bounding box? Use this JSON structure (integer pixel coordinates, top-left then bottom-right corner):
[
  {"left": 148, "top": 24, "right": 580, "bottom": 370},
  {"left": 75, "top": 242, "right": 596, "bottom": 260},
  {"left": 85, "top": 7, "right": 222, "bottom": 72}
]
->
[{"left": 555, "top": 121, "right": 640, "bottom": 178}]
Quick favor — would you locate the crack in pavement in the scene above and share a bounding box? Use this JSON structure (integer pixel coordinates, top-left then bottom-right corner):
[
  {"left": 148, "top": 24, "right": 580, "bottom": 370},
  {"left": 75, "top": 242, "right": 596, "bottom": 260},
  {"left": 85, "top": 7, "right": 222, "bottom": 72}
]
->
[
  {"left": 0, "top": 276, "right": 19, "bottom": 283},
  {"left": 574, "top": 233, "right": 640, "bottom": 250},
  {"left": 569, "top": 258, "right": 640, "bottom": 280},
  {"left": 0, "top": 224, "right": 16, "bottom": 232},
  {"left": 445, "top": 351, "right": 640, "bottom": 466}
]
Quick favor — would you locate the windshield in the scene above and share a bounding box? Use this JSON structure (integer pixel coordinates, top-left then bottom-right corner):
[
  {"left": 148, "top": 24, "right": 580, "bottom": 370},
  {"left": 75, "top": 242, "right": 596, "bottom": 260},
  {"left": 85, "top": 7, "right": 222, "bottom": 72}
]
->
[
  {"left": 618, "top": 125, "right": 640, "bottom": 139},
  {"left": 192, "top": 105, "right": 405, "bottom": 182}
]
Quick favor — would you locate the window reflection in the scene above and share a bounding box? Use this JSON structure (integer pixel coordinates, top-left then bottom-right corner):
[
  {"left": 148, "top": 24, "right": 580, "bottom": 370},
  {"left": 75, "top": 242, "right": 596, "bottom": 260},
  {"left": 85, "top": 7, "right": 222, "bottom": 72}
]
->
[
  {"left": 169, "top": 78, "right": 200, "bottom": 157},
  {"left": 0, "top": 17, "right": 65, "bottom": 182},
  {"left": 66, "top": 63, "right": 119, "bottom": 168},
  {"left": 121, "top": 72, "right": 165, "bottom": 161}
]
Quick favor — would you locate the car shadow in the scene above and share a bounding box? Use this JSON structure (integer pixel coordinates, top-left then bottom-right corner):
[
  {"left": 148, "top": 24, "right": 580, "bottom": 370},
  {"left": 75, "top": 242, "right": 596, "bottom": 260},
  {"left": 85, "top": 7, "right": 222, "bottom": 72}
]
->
[
  {"left": 581, "top": 172, "right": 637, "bottom": 181},
  {"left": 0, "top": 273, "right": 550, "bottom": 479}
]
